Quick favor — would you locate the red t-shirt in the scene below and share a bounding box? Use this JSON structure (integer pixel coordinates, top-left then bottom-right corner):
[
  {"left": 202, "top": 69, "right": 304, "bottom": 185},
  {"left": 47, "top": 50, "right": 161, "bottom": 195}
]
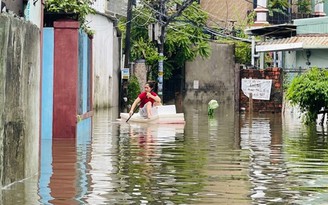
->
[{"left": 138, "top": 91, "right": 157, "bottom": 108}]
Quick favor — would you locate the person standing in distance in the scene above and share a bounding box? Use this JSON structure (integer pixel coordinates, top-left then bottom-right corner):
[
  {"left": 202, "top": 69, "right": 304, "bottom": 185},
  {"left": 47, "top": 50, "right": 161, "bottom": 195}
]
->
[{"left": 129, "top": 81, "right": 161, "bottom": 119}]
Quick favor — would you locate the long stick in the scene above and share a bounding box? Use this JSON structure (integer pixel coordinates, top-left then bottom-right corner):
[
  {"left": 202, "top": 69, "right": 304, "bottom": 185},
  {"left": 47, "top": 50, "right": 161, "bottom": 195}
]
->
[{"left": 126, "top": 104, "right": 140, "bottom": 122}]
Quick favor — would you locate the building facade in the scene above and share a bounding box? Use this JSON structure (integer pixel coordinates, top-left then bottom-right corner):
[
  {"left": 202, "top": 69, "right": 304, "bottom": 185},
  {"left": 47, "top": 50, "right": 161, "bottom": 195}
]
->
[
  {"left": 200, "top": 0, "right": 254, "bottom": 31},
  {"left": 88, "top": 0, "right": 124, "bottom": 109}
]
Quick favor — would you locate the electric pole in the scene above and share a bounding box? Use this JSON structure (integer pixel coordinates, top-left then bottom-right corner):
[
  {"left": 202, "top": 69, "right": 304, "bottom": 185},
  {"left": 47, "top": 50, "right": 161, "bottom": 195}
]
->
[
  {"left": 156, "top": 0, "right": 196, "bottom": 101},
  {"left": 124, "top": 0, "right": 133, "bottom": 68},
  {"left": 157, "top": 0, "right": 165, "bottom": 99},
  {"left": 121, "top": 0, "right": 133, "bottom": 112}
]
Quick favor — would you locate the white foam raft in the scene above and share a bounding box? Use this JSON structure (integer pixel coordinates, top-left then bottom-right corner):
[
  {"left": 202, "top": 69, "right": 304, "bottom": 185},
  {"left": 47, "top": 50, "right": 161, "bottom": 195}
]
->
[{"left": 120, "top": 105, "right": 185, "bottom": 124}]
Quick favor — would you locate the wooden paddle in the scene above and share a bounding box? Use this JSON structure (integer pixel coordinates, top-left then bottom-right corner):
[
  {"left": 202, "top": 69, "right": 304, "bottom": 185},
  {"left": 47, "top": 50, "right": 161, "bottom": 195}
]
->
[{"left": 126, "top": 103, "right": 140, "bottom": 122}]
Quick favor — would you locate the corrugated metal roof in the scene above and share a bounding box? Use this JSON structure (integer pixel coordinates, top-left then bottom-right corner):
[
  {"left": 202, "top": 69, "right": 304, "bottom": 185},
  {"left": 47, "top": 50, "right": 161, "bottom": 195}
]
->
[
  {"left": 256, "top": 34, "right": 328, "bottom": 52},
  {"left": 245, "top": 24, "right": 296, "bottom": 38}
]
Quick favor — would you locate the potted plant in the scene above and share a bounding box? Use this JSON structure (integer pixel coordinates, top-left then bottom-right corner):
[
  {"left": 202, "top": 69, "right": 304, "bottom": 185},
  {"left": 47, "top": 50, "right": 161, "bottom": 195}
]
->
[{"left": 44, "top": 0, "right": 96, "bottom": 35}]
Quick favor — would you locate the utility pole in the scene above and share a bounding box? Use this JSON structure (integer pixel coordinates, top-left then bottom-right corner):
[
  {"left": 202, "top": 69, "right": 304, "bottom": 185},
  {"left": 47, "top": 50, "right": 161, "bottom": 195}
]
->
[
  {"left": 157, "top": 0, "right": 165, "bottom": 99},
  {"left": 156, "top": 0, "right": 195, "bottom": 101},
  {"left": 121, "top": 0, "right": 133, "bottom": 112},
  {"left": 124, "top": 0, "right": 133, "bottom": 68}
]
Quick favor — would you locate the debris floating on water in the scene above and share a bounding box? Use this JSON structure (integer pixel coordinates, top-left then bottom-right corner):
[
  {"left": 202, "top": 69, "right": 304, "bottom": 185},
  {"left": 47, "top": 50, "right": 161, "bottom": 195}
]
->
[{"left": 208, "top": 100, "right": 219, "bottom": 116}]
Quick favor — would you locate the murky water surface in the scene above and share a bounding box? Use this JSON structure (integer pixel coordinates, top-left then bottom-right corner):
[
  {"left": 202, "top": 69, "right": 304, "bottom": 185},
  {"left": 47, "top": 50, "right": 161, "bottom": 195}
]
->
[{"left": 1, "top": 104, "right": 328, "bottom": 204}]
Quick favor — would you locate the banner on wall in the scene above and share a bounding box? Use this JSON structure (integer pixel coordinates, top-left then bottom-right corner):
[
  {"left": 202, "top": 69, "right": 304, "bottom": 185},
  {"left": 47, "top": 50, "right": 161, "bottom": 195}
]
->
[
  {"left": 121, "top": 68, "right": 129, "bottom": 80},
  {"left": 241, "top": 79, "right": 272, "bottom": 100}
]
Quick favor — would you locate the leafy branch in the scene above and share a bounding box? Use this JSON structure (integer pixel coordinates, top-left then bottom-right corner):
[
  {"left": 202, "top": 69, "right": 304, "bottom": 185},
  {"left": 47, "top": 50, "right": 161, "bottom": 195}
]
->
[
  {"left": 286, "top": 67, "right": 328, "bottom": 124},
  {"left": 44, "top": 0, "right": 96, "bottom": 35}
]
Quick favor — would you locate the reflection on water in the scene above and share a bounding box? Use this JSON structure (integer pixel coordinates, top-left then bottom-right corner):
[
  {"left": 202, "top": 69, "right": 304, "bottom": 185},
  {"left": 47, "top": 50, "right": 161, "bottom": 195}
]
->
[
  {"left": 0, "top": 104, "right": 328, "bottom": 204},
  {"left": 49, "top": 139, "right": 78, "bottom": 205},
  {"left": 240, "top": 112, "right": 287, "bottom": 204}
]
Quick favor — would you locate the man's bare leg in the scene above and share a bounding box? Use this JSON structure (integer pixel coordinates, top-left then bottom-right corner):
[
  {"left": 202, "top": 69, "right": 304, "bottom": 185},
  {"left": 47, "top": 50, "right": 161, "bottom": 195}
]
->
[{"left": 146, "top": 102, "right": 152, "bottom": 118}]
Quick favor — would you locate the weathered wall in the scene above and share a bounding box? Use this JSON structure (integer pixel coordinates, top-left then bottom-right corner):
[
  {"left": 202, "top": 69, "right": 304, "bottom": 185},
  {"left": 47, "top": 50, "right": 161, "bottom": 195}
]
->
[
  {"left": 240, "top": 68, "right": 283, "bottom": 113},
  {"left": 200, "top": 0, "right": 253, "bottom": 29},
  {"left": 2, "top": 0, "right": 23, "bottom": 16},
  {"left": 133, "top": 60, "right": 147, "bottom": 92},
  {"left": 23, "top": 0, "right": 42, "bottom": 28},
  {"left": 112, "top": 20, "right": 121, "bottom": 108},
  {"left": 184, "top": 42, "right": 238, "bottom": 110},
  {"left": 107, "top": 0, "right": 127, "bottom": 16},
  {"left": 87, "top": 14, "right": 121, "bottom": 109},
  {"left": 53, "top": 21, "right": 79, "bottom": 138},
  {"left": 0, "top": 14, "right": 40, "bottom": 187}
]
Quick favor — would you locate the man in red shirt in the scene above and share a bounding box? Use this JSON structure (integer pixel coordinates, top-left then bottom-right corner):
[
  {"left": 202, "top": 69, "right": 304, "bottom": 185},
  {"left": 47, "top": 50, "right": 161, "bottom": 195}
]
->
[{"left": 129, "top": 81, "right": 161, "bottom": 119}]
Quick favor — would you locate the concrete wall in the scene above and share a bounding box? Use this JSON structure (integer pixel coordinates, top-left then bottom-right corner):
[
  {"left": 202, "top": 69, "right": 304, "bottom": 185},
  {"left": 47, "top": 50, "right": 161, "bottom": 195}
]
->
[
  {"left": 2, "top": 0, "right": 23, "bottom": 16},
  {"left": 107, "top": 0, "right": 127, "bottom": 16},
  {"left": 133, "top": 61, "right": 147, "bottom": 92},
  {"left": 284, "top": 49, "right": 328, "bottom": 71},
  {"left": 87, "top": 14, "right": 121, "bottom": 109},
  {"left": 23, "top": 0, "right": 42, "bottom": 28},
  {"left": 296, "top": 49, "right": 328, "bottom": 69},
  {"left": 200, "top": 0, "right": 253, "bottom": 29},
  {"left": 0, "top": 14, "right": 40, "bottom": 187},
  {"left": 92, "top": 0, "right": 106, "bottom": 13},
  {"left": 53, "top": 21, "right": 80, "bottom": 138},
  {"left": 184, "top": 42, "right": 238, "bottom": 109}
]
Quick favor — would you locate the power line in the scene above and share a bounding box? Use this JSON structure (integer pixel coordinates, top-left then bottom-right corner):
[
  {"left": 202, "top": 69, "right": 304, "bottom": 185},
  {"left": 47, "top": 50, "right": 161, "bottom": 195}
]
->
[
  {"left": 131, "top": 8, "right": 213, "bottom": 41},
  {"left": 133, "top": 3, "right": 252, "bottom": 43},
  {"left": 204, "top": 27, "right": 252, "bottom": 43},
  {"left": 133, "top": 8, "right": 154, "bottom": 26}
]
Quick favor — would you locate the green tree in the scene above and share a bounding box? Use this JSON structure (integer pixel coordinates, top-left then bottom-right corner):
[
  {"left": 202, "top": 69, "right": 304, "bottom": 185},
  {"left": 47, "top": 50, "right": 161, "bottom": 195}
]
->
[
  {"left": 127, "top": 75, "right": 141, "bottom": 107},
  {"left": 297, "top": 0, "right": 311, "bottom": 14},
  {"left": 213, "top": 11, "right": 255, "bottom": 65},
  {"left": 285, "top": 67, "right": 328, "bottom": 124},
  {"left": 163, "top": 2, "right": 211, "bottom": 78},
  {"left": 268, "top": 0, "right": 290, "bottom": 16},
  {"left": 45, "top": 0, "right": 96, "bottom": 34},
  {"left": 119, "top": 1, "right": 210, "bottom": 80}
]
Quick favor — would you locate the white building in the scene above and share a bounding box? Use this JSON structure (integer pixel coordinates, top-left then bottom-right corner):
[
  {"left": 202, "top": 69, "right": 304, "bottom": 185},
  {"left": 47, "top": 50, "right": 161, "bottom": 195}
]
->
[{"left": 87, "top": 0, "right": 126, "bottom": 109}]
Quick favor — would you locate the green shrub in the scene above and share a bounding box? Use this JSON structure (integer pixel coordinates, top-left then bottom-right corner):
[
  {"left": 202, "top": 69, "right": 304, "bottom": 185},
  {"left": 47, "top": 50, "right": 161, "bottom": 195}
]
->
[
  {"left": 45, "top": 0, "right": 95, "bottom": 34},
  {"left": 286, "top": 67, "right": 328, "bottom": 124},
  {"left": 127, "top": 75, "right": 141, "bottom": 108}
]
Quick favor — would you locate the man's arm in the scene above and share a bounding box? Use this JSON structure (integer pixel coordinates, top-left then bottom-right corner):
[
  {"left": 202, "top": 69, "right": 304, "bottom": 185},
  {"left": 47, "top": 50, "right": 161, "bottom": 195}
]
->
[
  {"left": 147, "top": 92, "right": 161, "bottom": 104},
  {"left": 129, "top": 97, "right": 141, "bottom": 115}
]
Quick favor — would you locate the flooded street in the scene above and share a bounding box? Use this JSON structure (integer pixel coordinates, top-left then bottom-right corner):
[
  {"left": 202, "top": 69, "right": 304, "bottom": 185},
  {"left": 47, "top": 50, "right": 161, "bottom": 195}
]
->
[{"left": 1, "top": 104, "right": 328, "bottom": 204}]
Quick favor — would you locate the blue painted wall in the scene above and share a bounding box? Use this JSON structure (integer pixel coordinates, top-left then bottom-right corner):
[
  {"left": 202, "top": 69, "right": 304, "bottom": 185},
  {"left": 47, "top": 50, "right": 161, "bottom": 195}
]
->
[
  {"left": 82, "top": 31, "right": 88, "bottom": 113},
  {"left": 39, "top": 28, "right": 55, "bottom": 204},
  {"left": 78, "top": 31, "right": 91, "bottom": 114},
  {"left": 76, "top": 32, "right": 92, "bottom": 198},
  {"left": 38, "top": 28, "right": 92, "bottom": 204},
  {"left": 77, "top": 30, "right": 92, "bottom": 139},
  {"left": 77, "top": 117, "right": 92, "bottom": 145},
  {"left": 41, "top": 28, "right": 54, "bottom": 140},
  {"left": 42, "top": 28, "right": 92, "bottom": 140}
]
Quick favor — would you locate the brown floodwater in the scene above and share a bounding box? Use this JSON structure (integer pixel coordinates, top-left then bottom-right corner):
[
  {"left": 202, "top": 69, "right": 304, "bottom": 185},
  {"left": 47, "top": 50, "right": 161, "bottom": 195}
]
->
[{"left": 1, "top": 103, "right": 327, "bottom": 205}]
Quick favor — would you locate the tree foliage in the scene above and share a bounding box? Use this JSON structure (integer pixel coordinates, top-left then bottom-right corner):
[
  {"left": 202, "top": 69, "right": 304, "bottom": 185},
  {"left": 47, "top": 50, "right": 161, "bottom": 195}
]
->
[
  {"left": 214, "top": 11, "right": 254, "bottom": 65},
  {"left": 119, "top": 1, "right": 211, "bottom": 80},
  {"left": 297, "top": 0, "right": 312, "bottom": 14},
  {"left": 45, "top": 0, "right": 96, "bottom": 34},
  {"left": 216, "top": 30, "right": 252, "bottom": 65},
  {"left": 268, "top": 0, "right": 290, "bottom": 16},
  {"left": 127, "top": 75, "right": 141, "bottom": 107},
  {"left": 286, "top": 67, "right": 328, "bottom": 124}
]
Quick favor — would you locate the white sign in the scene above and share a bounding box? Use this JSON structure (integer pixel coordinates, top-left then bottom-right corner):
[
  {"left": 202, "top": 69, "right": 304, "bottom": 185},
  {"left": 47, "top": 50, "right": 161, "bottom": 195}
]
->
[
  {"left": 241, "top": 79, "right": 272, "bottom": 100},
  {"left": 193, "top": 80, "right": 199, "bottom": 89},
  {"left": 121, "top": 68, "right": 129, "bottom": 80}
]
